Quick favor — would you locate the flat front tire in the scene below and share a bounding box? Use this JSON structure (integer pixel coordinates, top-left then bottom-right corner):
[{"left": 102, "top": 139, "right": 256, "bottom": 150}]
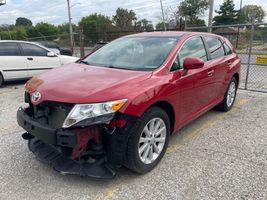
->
[{"left": 125, "top": 107, "right": 170, "bottom": 174}]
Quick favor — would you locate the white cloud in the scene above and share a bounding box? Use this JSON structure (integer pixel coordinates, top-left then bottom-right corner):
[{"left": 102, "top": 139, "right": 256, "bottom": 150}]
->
[{"left": 0, "top": 0, "right": 266, "bottom": 26}]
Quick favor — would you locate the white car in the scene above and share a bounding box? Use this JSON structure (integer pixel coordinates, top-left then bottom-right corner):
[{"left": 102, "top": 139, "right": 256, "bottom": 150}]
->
[{"left": 0, "top": 40, "right": 79, "bottom": 86}]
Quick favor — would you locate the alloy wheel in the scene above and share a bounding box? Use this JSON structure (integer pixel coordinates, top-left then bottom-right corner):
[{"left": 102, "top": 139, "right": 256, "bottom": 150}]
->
[
  {"left": 138, "top": 118, "right": 167, "bottom": 164},
  {"left": 227, "top": 81, "right": 236, "bottom": 107}
]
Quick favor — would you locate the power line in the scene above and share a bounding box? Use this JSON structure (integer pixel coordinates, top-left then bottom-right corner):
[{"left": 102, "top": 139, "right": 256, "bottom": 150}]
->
[{"left": 75, "top": 1, "right": 179, "bottom": 18}]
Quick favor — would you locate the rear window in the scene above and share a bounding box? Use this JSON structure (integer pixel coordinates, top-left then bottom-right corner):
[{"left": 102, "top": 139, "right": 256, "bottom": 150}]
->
[
  {"left": 223, "top": 43, "right": 232, "bottom": 55},
  {"left": 204, "top": 36, "right": 225, "bottom": 60},
  {"left": 0, "top": 42, "right": 21, "bottom": 56}
]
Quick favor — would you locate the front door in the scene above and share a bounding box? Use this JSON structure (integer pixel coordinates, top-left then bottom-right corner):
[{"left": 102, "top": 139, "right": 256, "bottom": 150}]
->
[
  {"left": 20, "top": 43, "right": 61, "bottom": 77},
  {"left": 170, "top": 36, "right": 214, "bottom": 126}
]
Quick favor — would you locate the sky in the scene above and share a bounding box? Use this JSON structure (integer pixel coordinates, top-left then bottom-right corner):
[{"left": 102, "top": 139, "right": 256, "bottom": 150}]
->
[{"left": 0, "top": 0, "right": 267, "bottom": 26}]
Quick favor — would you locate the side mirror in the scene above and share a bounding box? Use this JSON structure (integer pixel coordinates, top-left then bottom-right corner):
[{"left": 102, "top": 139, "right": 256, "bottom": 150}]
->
[
  {"left": 47, "top": 52, "right": 56, "bottom": 57},
  {"left": 183, "top": 57, "right": 204, "bottom": 70}
]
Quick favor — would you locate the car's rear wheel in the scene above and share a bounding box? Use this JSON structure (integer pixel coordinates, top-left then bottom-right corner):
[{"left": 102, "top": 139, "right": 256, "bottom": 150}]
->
[
  {"left": 216, "top": 77, "right": 237, "bottom": 112},
  {"left": 0, "top": 73, "right": 4, "bottom": 87},
  {"left": 125, "top": 107, "right": 170, "bottom": 174}
]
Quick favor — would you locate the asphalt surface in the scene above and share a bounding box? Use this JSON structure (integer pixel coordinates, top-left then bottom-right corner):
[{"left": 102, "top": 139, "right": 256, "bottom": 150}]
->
[{"left": 0, "top": 83, "right": 266, "bottom": 200}]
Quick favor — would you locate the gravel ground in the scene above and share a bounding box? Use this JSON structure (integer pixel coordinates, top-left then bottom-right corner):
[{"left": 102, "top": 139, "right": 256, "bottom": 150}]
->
[{"left": 0, "top": 82, "right": 266, "bottom": 200}]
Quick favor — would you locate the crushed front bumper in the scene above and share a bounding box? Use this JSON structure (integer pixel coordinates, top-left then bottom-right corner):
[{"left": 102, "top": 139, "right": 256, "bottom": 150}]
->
[
  {"left": 17, "top": 108, "right": 77, "bottom": 148},
  {"left": 27, "top": 138, "right": 116, "bottom": 179},
  {"left": 17, "top": 107, "right": 118, "bottom": 179}
]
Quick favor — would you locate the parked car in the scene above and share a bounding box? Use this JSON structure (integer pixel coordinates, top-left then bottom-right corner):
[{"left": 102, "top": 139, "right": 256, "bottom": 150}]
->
[
  {"left": 0, "top": 40, "right": 79, "bottom": 86},
  {"left": 36, "top": 41, "right": 73, "bottom": 56},
  {"left": 17, "top": 32, "right": 240, "bottom": 178}
]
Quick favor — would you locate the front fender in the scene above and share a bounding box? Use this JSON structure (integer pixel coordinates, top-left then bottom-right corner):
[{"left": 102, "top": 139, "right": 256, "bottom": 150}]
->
[{"left": 120, "top": 82, "right": 175, "bottom": 117}]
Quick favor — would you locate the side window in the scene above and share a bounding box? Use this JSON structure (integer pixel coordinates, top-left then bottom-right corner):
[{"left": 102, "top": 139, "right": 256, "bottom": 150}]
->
[
  {"left": 223, "top": 43, "right": 232, "bottom": 55},
  {"left": 0, "top": 43, "right": 20, "bottom": 56},
  {"left": 178, "top": 37, "right": 207, "bottom": 68},
  {"left": 21, "top": 43, "right": 48, "bottom": 56},
  {"left": 204, "top": 36, "right": 225, "bottom": 60}
]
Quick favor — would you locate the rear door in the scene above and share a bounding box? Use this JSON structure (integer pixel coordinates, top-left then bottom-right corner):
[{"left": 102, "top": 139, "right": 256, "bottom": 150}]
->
[
  {"left": 20, "top": 43, "right": 61, "bottom": 77},
  {"left": 0, "top": 42, "right": 28, "bottom": 79},
  {"left": 203, "top": 36, "right": 228, "bottom": 99}
]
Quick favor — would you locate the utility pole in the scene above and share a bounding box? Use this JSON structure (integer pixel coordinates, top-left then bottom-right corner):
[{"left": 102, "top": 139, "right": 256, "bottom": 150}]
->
[
  {"left": 67, "top": 0, "right": 74, "bottom": 52},
  {"left": 236, "top": 0, "right": 243, "bottom": 48},
  {"left": 160, "top": 0, "right": 166, "bottom": 31},
  {"left": 208, "top": 0, "right": 214, "bottom": 32}
]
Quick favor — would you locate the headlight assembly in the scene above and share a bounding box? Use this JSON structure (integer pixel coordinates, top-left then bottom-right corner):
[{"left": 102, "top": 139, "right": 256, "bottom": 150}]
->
[{"left": 62, "top": 99, "right": 127, "bottom": 128}]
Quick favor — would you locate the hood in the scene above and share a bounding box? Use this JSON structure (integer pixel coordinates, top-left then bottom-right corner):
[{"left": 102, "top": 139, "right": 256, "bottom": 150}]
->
[
  {"left": 26, "top": 63, "right": 152, "bottom": 104},
  {"left": 58, "top": 55, "right": 79, "bottom": 64}
]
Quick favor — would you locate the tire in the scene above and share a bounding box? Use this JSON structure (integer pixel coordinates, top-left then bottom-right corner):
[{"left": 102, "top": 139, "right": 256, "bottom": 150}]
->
[
  {"left": 216, "top": 77, "right": 237, "bottom": 112},
  {"left": 125, "top": 107, "right": 170, "bottom": 174},
  {"left": 0, "top": 73, "right": 3, "bottom": 87}
]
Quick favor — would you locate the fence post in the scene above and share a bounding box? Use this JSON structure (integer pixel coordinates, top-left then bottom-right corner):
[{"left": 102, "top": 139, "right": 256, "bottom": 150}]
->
[
  {"left": 245, "top": 14, "right": 255, "bottom": 90},
  {"left": 79, "top": 27, "right": 85, "bottom": 58}
]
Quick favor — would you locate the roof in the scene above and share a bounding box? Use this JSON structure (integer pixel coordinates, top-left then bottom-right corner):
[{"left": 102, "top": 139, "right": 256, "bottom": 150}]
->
[
  {"left": 124, "top": 31, "right": 220, "bottom": 38},
  {"left": 213, "top": 27, "right": 246, "bottom": 34},
  {"left": 0, "top": 40, "right": 36, "bottom": 44},
  {"left": 127, "top": 31, "right": 185, "bottom": 37}
]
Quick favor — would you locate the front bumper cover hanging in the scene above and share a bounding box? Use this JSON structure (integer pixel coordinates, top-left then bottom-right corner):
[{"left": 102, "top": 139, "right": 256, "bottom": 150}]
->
[{"left": 27, "top": 137, "right": 117, "bottom": 179}]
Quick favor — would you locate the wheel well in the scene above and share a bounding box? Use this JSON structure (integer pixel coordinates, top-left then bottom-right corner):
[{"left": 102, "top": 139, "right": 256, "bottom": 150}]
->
[
  {"left": 233, "top": 73, "right": 239, "bottom": 85},
  {"left": 150, "top": 101, "right": 175, "bottom": 133}
]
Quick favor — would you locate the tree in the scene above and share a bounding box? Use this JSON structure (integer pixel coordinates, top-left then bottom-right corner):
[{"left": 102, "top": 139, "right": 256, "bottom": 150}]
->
[
  {"left": 34, "top": 22, "right": 58, "bottom": 38},
  {"left": 15, "top": 17, "right": 32, "bottom": 26},
  {"left": 156, "top": 22, "right": 169, "bottom": 30},
  {"left": 188, "top": 18, "right": 206, "bottom": 27},
  {"left": 57, "top": 23, "right": 79, "bottom": 34},
  {"left": 113, "top": 8, "right": 137, "bottom": 31},
  {"left": 135, "top": 19, "right": 154, "bottom": 32},
  {"left": 239, "top": 5, "right": 266, "bottom": 23},
  {"left": 177, "top": 0, "right": 208, "bottom": 26},
  {"left": 79, "top": 14, "right": 114, "bottom": 43},
  {"left": 213, "top": 0, "right": 238, "bottom": 25}
]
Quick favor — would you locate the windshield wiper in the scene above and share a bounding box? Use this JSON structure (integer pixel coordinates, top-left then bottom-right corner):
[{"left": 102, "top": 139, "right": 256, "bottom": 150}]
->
[
  {"left": 107, "top": 65, "right": 134, "bottom": 70},
  {"left": 79, "top": 60, "right": 90, "bottom": 65}
]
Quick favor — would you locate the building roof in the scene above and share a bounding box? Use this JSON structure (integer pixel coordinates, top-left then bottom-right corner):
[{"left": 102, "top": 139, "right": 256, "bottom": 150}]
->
[{"left": 213, "top": 27, "right": 246, "bottom": 34}]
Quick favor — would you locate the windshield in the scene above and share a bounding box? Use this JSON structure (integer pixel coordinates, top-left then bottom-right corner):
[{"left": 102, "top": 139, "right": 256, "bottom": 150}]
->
[{"left": 82, "top": 36, "right": 179, "bottom": 71}]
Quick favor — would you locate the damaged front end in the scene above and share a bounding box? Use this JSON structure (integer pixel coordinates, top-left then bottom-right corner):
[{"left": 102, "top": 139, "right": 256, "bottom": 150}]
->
[{"left": 17, "top": 92, "right": 138, "bottom": 179}]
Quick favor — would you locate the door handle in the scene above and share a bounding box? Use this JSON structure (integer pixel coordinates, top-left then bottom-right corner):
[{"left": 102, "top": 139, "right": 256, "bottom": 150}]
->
[
  {"left": 207, "top": 69, "right": 214, "bottom": 77},
  {"left": 27, "top": 57, "right": 33, "bottom": 61}
]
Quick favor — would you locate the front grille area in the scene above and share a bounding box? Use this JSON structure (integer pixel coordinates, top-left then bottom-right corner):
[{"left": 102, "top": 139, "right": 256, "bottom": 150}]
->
[{"left": 26, "top": 93, "right": 74, "bottom": 129}]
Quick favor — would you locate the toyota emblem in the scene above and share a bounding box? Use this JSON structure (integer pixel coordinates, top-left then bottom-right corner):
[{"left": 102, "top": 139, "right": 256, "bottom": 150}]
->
[{"left": 31, "top": 91, "right": 42, "bottom": 103}]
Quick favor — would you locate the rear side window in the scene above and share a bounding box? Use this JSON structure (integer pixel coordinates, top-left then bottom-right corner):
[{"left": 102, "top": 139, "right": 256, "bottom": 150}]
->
[
  {"left": 0, "top": 42, "right": 21, "bottom": 56},
  {"left": 204, "top": 36, "right": 225, "bottom": 60},
  {"left": 178, "top": 36, "right": 207, "bottom": 67},
  {"left": 21, "top": 43, "right": 48, "bottom": 56},
  {"left": 223, "top": 43, "right": 232, "bottom": 55}
]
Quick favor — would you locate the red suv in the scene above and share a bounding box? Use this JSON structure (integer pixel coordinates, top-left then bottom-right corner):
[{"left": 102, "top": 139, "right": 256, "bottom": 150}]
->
[{"left": 17, "top": 32, "right": 240, "bottom": 178}]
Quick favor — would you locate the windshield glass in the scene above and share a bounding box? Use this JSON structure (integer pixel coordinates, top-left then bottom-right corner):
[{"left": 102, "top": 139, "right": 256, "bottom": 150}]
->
[{"left": 83, "top": 36, "right": 179, "bottom": 71}]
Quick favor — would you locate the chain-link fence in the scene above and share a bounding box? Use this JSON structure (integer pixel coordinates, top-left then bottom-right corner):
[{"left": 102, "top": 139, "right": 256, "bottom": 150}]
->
[
  {"left": 24, "top": 22, "right": 267, "bottom": 93},
  {"left": 186, "top": 22, "right": 267, "bottom": 93}
]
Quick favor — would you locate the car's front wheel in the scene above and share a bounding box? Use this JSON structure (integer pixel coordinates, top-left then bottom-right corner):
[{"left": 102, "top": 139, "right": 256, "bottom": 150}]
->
[
  {"left": 125, "top": 107, "right": 170, "bottom": 174},
  {"left": 216, "top": 77, "right": 237, "bottom": 112}
]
